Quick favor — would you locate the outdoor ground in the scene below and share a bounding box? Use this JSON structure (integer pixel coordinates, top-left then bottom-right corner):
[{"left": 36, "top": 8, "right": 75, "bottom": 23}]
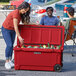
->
[
  {"left": 0, "top": 36, "right": 76, "bottom": 76},
  {"left": 0, "top": 17, "right": 76, "bottom": 76},
  {"left": 0, "top": 2, "right": 76, "bottom": 76}
]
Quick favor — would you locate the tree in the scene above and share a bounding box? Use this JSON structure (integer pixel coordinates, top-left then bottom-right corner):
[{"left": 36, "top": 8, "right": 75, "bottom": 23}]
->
[{"left": 0, "top": 0, "right": 10, "bottom": 2}]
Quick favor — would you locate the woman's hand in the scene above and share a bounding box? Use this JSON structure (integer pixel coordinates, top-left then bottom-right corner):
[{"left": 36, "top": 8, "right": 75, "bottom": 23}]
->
[{"left": 18, "top": 36, "right": 24, "bottom": 45}]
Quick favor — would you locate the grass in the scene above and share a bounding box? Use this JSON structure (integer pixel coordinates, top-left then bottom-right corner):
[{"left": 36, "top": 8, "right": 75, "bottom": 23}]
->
[
  {"left": 0, "top": 2, "right": 9, "bottom": 5},
  {"left": 46, "top": 0, "right": 61, "bottom": 5}
]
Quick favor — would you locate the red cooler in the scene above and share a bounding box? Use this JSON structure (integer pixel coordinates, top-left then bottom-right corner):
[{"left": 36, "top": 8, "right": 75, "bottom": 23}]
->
[{"left": 13, "top": 25, "right": 64, "bottom": 72}]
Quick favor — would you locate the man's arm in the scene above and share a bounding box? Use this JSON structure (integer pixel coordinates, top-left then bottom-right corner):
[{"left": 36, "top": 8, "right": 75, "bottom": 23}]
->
[
  {"left": 55, "top": 17, "right": 59, "bottom": 26},
  {"left": 40, "top": 16, "right": 45, "bottom": 25}
]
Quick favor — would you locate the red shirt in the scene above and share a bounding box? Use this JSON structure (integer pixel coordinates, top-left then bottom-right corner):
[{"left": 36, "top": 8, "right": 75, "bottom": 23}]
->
[{"left": 3, "top": 9, "right": 21, "bottom": 30}]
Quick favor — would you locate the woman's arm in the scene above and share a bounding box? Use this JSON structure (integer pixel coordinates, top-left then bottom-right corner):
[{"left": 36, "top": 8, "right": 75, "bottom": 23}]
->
[
  {"left": 13, "top": 18, "right": 24, "bottom": 45},
  {"left": 23, "top": 22, "right": 40, "bottom": 26}
]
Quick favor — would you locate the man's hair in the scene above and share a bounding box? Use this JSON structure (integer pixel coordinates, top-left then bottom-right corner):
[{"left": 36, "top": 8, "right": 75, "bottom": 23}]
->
[
  {"left": 46, "top": 7, "right": 53, "bottom": 12},
  {"left": 66, "top": 7, "right": 74, "bottom": 16}
]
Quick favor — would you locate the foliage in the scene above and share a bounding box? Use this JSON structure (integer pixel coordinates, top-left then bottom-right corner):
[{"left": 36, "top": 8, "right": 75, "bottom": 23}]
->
[{"left": 0, "top": 0, "right": 10, "bottom": 2}]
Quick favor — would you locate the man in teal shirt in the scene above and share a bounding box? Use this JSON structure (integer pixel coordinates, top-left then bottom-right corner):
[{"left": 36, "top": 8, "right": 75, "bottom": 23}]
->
[
  {"left": 65, "top": 7, "right": 76, "bottom": 31},
  {"left": 64, "top": 7, "right": 76, "bottom": 41}
]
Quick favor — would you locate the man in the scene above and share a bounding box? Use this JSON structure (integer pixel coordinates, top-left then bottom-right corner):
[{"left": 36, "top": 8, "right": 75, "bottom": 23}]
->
[
  {"left": 40, "top": 7, "right": 59, "bottom": 26},
  {"left": 65, "top": 7, "right": 76, "bottom": 30},
  {"left": 65, "top": 7, "right": 76, "bottom": 41}
]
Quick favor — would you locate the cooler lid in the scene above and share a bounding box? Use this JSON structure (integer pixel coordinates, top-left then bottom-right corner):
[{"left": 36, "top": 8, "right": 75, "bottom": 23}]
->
[{"left": 17, "top": 25, "right": 64, "bottom": 46}]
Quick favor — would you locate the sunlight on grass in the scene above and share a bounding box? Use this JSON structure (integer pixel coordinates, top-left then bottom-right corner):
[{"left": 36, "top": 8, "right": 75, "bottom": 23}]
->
[
  {"left": 46, "top": 0, "right": 61, "bottom": 5},
  {"left": 0, "top": 2, "right": 9, "bottom": 5}
]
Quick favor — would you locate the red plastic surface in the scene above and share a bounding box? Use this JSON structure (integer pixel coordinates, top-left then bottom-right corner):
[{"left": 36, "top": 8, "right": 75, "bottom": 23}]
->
[
  {"left": 17, "top": 25, "right": 64, "bottom": 47},
  {"left": 14, "top": 25, "right": 65, "bottom": 71}
]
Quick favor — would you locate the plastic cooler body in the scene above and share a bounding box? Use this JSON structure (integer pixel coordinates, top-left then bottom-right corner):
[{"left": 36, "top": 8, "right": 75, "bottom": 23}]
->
[{"left": 13, "top": 25, "right": 64, "bottom": 71}]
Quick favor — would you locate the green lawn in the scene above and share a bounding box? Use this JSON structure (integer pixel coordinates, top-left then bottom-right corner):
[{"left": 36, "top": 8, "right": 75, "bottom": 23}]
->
[
  {"left": 46, "top": 0, "right": 61, "bottom": 5},
  {"left": 0, "top": 2, "right": 9, "bottom": 5}
]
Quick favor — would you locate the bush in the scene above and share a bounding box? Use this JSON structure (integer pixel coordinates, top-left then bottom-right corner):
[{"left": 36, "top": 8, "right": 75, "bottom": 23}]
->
[{"left": 0, "top": 0, "right": 10, "bottom": 2}]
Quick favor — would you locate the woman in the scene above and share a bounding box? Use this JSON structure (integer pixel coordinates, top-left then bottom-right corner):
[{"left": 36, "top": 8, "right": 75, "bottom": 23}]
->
[{"left": 1, "top": 1, "right": 30, "bottom": 69}]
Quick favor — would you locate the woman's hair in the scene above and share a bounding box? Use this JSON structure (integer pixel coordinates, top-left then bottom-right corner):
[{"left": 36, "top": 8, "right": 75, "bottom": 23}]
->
[
  {"left": 46, "top": 7, "right": 53, "bottom": 12},
  {"left": 66, "top": 7, "right": 74, "bottom": 16},
  {"left": 18, "top": 1, "right": 31, "bottom": 23}
]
